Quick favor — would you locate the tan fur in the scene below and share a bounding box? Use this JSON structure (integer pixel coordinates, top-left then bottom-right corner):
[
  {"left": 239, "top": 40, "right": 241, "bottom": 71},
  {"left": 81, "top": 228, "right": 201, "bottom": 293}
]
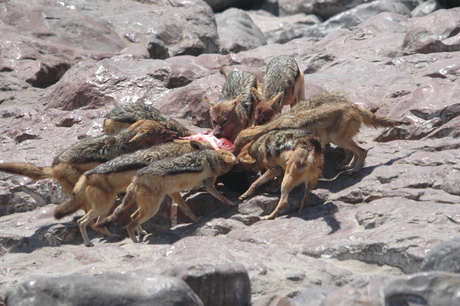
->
[
  {"left": 103, "top": 103, "right": 193, "bottom": 136},
  {"left": 53, "top": 140, "right": 213, "bottom": 247},
  {"left": 0, "top": 120, "right": 177, "bottom": 195},
  {"left": 98, "top": 149, "right": 236, "bottom": 243},
  {"left": 205, "top": 68, "right": 257, "bottom": 142},
  {"left": 235, "top": 129, "right": 324, "bottom": 219},
  {"left": 254, "top": 55, "right": 305, "bottom": 125},
  {"left": 235, "top": 102, "right": 410, "bottom": 173}
]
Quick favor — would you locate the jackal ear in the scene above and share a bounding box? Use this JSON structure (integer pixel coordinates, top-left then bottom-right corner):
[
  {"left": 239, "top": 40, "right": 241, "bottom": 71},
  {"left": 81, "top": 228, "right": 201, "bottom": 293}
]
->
[
  {"left": 251, "top": 87, "right": 263, "bottom": 103},
  {"left": 129, "top": 129, "right": 147, "bottom": 142},
  {"left": 255, "top": 79, "right": 264, "bottom": 93},
  {"left": 223, "top": 151, "right": 236, "bottom": 163},
  {"left": 127, "top": 119, "right": 147, "bottom": 131},
  {"left": 268, "top": 92, "right": 284, "bottom": 109},
  {"left": 204, "top": 96, "right": 216, "bottom": 107},
  {"left": 189, "top": 140, "right": 209, "bottom": 150},
  {"left": 239, "top": 152, "right": 256, "bottom": 165},
  {"left": 232, "top": 96, "right": 243, "bottom": 106}
]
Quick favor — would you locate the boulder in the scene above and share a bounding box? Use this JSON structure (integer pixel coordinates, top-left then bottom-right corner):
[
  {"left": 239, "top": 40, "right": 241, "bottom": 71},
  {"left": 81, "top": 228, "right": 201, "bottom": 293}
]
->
[
  {"left": 216, "top": 8, "right": 267, "bottom": 53},
  {"left": 6, "top": 272, "right": 204, "bottom": 306},
  {"left": 163, "top": 262, "right": 251, "bottom": 306},
  {"left": 419, "top": 238, "right": 460, "bottom": 273}
]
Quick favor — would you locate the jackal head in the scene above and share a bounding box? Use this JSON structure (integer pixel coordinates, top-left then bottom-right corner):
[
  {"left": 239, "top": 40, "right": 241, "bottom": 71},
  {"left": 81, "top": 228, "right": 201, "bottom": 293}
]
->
[
  {"left": 253, "top": 90, "right": 284, "bottom": 125},
  {"left": 128, "top": 119, "right": 178, "bottom": 145},
  {"left": 205, "top": 96, "right": 244, "bottom": 141},
  {"left": 215, "top": 149, "right": 237, "bottom": 174}
]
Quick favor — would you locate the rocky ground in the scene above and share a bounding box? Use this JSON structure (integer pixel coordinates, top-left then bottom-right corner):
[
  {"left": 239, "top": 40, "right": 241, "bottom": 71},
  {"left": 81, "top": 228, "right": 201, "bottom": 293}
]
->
[{"left": 1, "top": 0, "right": 460, "bottom": 305}]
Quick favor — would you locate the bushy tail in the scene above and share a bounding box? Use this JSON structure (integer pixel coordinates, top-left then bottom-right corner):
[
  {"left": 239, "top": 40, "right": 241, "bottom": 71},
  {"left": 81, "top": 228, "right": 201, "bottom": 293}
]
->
[
  {"left": 0, "top": 162, "right": 53, "bottom": 180},
  {"left": 95, "top": 181, "right": 137, "bottom": 228},
  {"left": 294, "top": 137, "right": 324, "bottom": 169},
  {"left": 357, "top": 105, "right": 409, "bottom": 128},
  {"left": 54, "top": 175, "right": 87, "bottom": 219}
]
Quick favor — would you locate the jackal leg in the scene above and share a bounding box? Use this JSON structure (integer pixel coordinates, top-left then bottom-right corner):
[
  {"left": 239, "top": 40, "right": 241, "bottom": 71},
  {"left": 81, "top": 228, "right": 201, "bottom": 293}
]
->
[
  {"left": 169, "top": 192, "right": 199, "bottom": 222},
  {"left": 78, "top": 204, "right": 116, "bottom": 247},
  {"left": 127, "top": 188, "right": 164, "bottom": 243},
  {"left": 336, "top": 149, "right": 354, "bottom": 170},
  {"left": 202, "top": 177, "right": 235, "bottom": 206},
  {"left": 239, "top": 167, "right": 283, "bottom": 201},
  {"left": 263, "top": 167, "right": 302, "bottom": 220},
  {"left": 331, "top": 137, "right": 367, "bottom": 173}
]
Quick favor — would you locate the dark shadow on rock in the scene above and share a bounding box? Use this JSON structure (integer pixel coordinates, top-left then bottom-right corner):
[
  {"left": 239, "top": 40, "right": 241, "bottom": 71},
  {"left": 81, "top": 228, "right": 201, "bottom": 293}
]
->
[
  {"left": 317, "top": 146, "right": 411, "bottom": 193},
  {"left": 7, "top": 218, "right": 85, "bottom": 253},
  {"left": 288, "top": 201, "right": 341, "bottom": 235}
]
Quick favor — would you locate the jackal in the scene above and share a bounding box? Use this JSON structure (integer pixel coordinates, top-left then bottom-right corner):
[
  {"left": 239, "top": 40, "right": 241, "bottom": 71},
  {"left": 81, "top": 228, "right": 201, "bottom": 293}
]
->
[
  {"left": 53, "top": 139, "right": 213, "bottom": 247},
  {"left": 234, "top": 129, "right": 324, "bottom": 219},
  {"left": 235, "top": 102, "right": 410, "bottom": 173},
  {"left": 205, "top": 66, "right": 258, "bottom": 142},
  {"left": 97, "top": 149, "right": 236, "bottom": 243},
  {"left": 253, "top": 55, "right": 305, "bottom": 125},
  {"left": 290, "top": 91, "right": 350, "bottom": 114},
  {"left": 0, "top": 119, "right": 177, "bottom": 195},
  {"left": 103, "top": 102, "right": 193, "bottom": 136}
]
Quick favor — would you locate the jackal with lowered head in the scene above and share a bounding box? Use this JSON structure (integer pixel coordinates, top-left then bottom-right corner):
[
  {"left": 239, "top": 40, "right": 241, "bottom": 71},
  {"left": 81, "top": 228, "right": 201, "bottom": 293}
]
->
[
  {"left": 0, "top": 119, "right": 177, "bottom": 195},
  {"left": 103, "top": 102, "right": 193, "bottom": 136},
  {"left": 97, "top": 149, "right": 236, "bottom": 243},
  {"left": 205, "top": 66, "right": 258, "bottom": 142},
  {"left": 253, "top": 55, "right": 305, "bottom": 125},
  {"left": 235, "top": 102, "right": 410, "bottom": 173},
  {"left": 54, "top": 139, "right": 214, "bottom": 247},
  {"left": 234, "top": 129, "right": 324, "bottom": 220}
]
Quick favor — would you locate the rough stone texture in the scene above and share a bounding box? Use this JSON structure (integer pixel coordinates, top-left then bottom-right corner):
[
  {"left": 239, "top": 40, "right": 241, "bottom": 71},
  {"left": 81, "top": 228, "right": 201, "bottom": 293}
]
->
[
  {"left": 0, "top": 0, "right": 219, "bottom": 88},
  {"left": 6, "top": 272, "right": 204, "bottom": 306},
  {"left": 322, "top": 272, "right": 460, "bottom": 306},
  {"left": 163, "top": 262, "right": 251, "bottom": 306},
  {"left": 216, "top": 8, "right": 267, "bottom": 54},
  {"left": 1, "top": 2, "right": 460, "bottom": 305},
  {"left": 419, "top": 238, "right": 460, "bottom": 273},
  {"left": 278, "top": 0, "right": 369, "bottom": 19}
]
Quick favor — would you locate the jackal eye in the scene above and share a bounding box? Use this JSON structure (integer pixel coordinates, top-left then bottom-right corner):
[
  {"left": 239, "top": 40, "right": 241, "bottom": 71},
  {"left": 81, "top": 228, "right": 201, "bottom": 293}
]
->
[{"left": 221, "top": 119, "right": 228, "bottom": 126}]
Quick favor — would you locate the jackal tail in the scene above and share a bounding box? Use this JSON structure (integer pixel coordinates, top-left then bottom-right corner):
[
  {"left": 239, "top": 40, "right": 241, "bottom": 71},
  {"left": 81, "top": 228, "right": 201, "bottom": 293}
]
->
[
  {"left": 54, "top": 175, "right": 87, "bottom": 220},
  {"left": 357, "top": 105, "right": 410, "bottom": 128},
  {"left": 0, "top": 162, "right": 53, "bottom": 180},
  {"left": 95, "top": 182, "right": 136, "bottom": 228}
]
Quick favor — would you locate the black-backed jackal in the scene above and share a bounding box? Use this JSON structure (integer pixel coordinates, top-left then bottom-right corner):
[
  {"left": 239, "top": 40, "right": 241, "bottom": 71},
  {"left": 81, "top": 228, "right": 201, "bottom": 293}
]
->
[
  {"left": 97, "top": 149, "right": 236, "bottom": 243},
  {"left": 205, "top": 66, "right": 258, "bottom": 142},
  {"left": 235, "top": 129, "right": 324, "bottom": 219},
  {"left": 54, "top": 140, "right": 213, "bottom": 247},
  {"left": 253, "top": 55, "right": 305, "bottom": 125},
  {"left": 235, "top": 102, "right": 410, "bottom": 173},
  {"left": 103, "top": 102, "right": 193, "bottom": 136},
  {"left": 0, "top": 119, "right": 177, "bottom": 195}
]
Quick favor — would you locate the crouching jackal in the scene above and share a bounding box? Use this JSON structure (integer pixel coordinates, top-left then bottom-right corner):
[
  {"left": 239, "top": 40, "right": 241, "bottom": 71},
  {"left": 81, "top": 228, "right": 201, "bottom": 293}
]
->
[
  {"left": 103, "top": 102, "right": 194, "bottom": 136},
  {"left": 205, "top": 66, "right": 258, "bottom": 142},
  {"left": 0, "top": 119, "right": 177, "bottom": 195},
  {"left": 253, "top": 55, "right": 305, "bottom": 125},
  {"left": 235, "top": 102, "right": 410, "bottom": 173},
  {"left": 96, "top": 149, "right": 236, "bottom": 243},
  {"left": 54, "top": 139, "right": 213, "bottom": 247},
  {"left": 235, "top": 129, "right": 324, "bottom": 220}
]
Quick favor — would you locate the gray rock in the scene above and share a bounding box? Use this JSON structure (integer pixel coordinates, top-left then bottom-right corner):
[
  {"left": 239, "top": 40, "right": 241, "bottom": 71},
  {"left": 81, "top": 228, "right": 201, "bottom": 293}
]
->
[
  {"left": 419, "top": 238, "right": 460, "bottom": 273},
  {"left": 248, "top": 10, "right": 321, "bottom": 44},
  {"left": 323, "top": 272, "right": 460, "bottom": 306},
  {"left": 411, "top": 0, "right": 441, "bottom": 17},
  {"left": 314, "top": 0, "right": 412, "bottom": 37},
  {"left": 204, "top": 0, "right": 263, "bottom": 12},
  {"left": 278, "top": 0, "right": 368, "bottom": 19},
  {"left": 216, "top": 8, "right": 267, "bottom": 53},
  {"left": 163, "top": 262, "right": 251, "bottom": 306},
  {"left": 402, "top": 7, "right": 460, "bottom": 54},
  {"left": 6, "top": 272, "right": 204, "bottom": 306}
]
